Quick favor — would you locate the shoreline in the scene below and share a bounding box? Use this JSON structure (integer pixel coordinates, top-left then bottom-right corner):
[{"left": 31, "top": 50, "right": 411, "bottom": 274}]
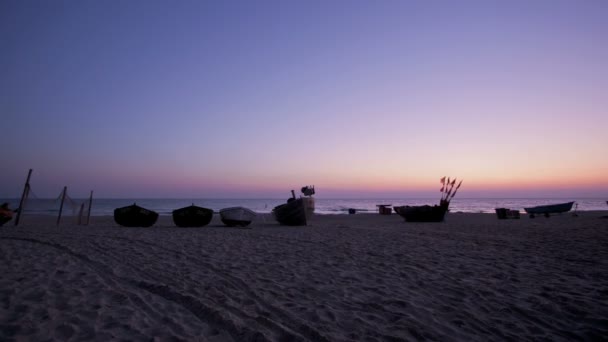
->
[{"left": 3, "top": 210, "right": 608, "bottom": 226}]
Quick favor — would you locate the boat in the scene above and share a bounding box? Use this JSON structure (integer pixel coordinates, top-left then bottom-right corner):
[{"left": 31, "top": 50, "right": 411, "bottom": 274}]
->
[
  {"left": 172, "top": 204, "right": 213, "bottom": 227},
  {"left": 394, "top": 200, "right": 449, "bottom": 222},
  {"left": 273, "top": 188, "right": 315, "bottom": 226},
  {"left": 273, "top": 199, "right": 307, "bottom": 226},
  {"left": 524, "top": 201, "right": 575, "bottom": 218},
  {"left": 394, "top": 177, "right": 463, "bottom": 223},
  {"left": 219, "top": 207, "right": 256, "bottom": 227},
  {"left": 114, "top": 203, "right": 158, "bottom": 227}
]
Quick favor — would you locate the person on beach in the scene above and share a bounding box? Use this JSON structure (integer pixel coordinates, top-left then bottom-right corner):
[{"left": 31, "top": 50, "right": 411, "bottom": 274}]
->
[{"left": 0, "top": 202, "right": 14, "bottom": 226}]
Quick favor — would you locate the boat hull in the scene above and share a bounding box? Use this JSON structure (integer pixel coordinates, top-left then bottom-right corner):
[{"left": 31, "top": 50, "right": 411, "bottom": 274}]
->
[
  {"left": 524, "top": 202, "right": 574, "bottom": 217},
  {"left": 114, "top": 204, "right": 158, "bottom": 227},
  {"left": 219, "top": 207, "right": 256, "bottom": 227},
  {"left": 273, "top": 198, "right": 309, "bottom": 226},
  {"left": 172, "top": 205, "right": 213, "bottom": 227},
  {"left": 394, "top": 202, "right": 449, "bottom": 222}
]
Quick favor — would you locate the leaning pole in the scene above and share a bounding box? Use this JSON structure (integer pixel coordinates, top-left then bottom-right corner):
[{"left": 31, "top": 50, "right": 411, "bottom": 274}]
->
[
  {"left": 15, "top": 169, "right": 32, "bottom": 226},
  {"left": 86, "top": 190, "right": 93, "bottom": 225},
  {"left": 57, "top": 186, "right": 67, "bottom": 226}
]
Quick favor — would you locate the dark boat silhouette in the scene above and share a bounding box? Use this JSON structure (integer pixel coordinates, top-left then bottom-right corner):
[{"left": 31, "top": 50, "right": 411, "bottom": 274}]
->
[
  {"left": 172, "top": 204, "right": 213, "bottom": 227},
  {"left": 273, "top": 189, "right": 312, "bottom": 226},
  {"left": 114, "top": 203, "right": 158, "bottom": 227},
  {"left": 394, "top": 200, "right": 449, "bottom": 222},
  {"left": 394, "top": 177, "right": 462, "bottom": 223},
  {"left": 524, "top": 201, "right": 575, "bottom": 218}
]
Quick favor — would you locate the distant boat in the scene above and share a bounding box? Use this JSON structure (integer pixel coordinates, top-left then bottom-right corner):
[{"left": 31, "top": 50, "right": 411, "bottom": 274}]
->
[
  {"left": 394, "top": 177, "right": 462, "bottom": 223},
  {"left": 172, "top": 204, "right": 213, "bottom": 227},
  {"left": 219, "top": 207, "right": 256, "bottom": 227},
  {"left": 114, "top": 203, "right": 158, "bottom": 227},
  {"left": 273, "top": 189, "right": 314, "bottom": 226},
  {"left": 523, "top": 201, "right": 575, "bottom": 218},
  {"left": 394, "top": 200, "right": 449, "bottom": 222}
]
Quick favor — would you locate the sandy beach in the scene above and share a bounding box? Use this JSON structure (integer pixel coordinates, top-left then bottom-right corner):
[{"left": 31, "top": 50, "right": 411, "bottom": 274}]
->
[{"left": 1, "top": 212, "right": 607, "bottom": 341}]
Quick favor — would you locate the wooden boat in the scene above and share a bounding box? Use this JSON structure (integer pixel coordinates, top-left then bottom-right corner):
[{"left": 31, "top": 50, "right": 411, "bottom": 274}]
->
[
  {"left": 219, "top": 207, "right": 256, "bottom": 227},
  {"left": 273, "top": 199, "right": 308, "bottom": 226},
  {"left": 172, "top": 204, "right": 213, "bottom": 227},
  {"left": 394, "top": 200, "right": 449, "bottom": 222},
  {"left": 524, "top": 201, "right": 575, "bottom": 218},
  {"left": 114, "top": 203, "right": 158, "bottom": 227},
  {"left": 273, "top": 189, "right": 315, "bottom": 226}
]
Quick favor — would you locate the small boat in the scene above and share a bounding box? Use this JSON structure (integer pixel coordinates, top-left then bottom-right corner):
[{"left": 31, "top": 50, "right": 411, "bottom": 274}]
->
[
  {"left": 114, "top": 203, "right": 158, "bottom": 227},
  {"left": 524, "top": 201, "right": 575, "bottom": 218},
  {"left": 219, "top": 207, "right": 256, "bottom": 227},
  {"left": 172, "top": 204, "right": 213, "bottom": 227},
  {"left": 394, "top": 200, "right": 449, "bottom": 222}
]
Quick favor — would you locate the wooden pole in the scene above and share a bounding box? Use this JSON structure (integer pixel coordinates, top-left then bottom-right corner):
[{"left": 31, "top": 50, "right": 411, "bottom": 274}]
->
[
  {"left": 57, "top": 186, "right": 67, "bottom": 226},
  {"left": 86, "top": 191, "right": 93, "bottom": 225},
  {"left": 15, "top": 169, "right": 32, "bottom": 226},
  {"left": 78, "top": 203, "right": 84, "bottom": 225}
]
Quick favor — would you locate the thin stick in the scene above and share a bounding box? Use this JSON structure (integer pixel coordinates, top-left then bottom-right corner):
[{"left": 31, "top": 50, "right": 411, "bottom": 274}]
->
[
  {"left": 57, "top": 186, "right": 67, "bottom": 226},
  {"left": 86, "top": 191, "right": 93, "bottom": 225},
  {"left": 15, "top": 169, "right": 32, "bottom": 226},
  {"left": 78, "top": 203, "right": 85, "bottom": 225}
]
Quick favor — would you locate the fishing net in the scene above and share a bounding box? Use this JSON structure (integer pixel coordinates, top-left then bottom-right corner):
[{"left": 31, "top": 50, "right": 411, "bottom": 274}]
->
[{"left": 16, "top": 184, "right": 92, "bottom": 225}]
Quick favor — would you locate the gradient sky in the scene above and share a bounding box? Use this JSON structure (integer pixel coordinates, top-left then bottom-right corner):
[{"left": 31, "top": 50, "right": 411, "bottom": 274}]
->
[{"left": 1, "top": 0, "right": 607, "bottom": 198}]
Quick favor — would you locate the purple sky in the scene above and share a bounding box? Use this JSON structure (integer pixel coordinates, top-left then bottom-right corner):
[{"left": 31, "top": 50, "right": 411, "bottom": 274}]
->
[{"left": 1, "top": 0, "right": 607, "bottom": 198}]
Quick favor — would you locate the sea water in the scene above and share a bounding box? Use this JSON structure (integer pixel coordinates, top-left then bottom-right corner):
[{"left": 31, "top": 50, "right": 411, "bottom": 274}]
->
[{"left": 1, "top": 198, "right": 606, "bottom": 216}]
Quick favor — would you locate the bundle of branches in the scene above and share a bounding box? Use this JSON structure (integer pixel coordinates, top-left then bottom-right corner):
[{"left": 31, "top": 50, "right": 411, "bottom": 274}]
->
[{"left": 439, "top": 177, "right": 463, "bottom": 207}]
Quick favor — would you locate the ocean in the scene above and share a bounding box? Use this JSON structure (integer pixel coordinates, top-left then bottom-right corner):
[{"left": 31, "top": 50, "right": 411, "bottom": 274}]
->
[{"left": 1, "top": 198, "right": 606, "bottom": 216}]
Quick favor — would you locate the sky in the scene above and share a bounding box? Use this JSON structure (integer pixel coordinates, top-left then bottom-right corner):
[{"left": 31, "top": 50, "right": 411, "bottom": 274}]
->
[{"left": 1, "top": 0, "right": 607, "bottom": 199}]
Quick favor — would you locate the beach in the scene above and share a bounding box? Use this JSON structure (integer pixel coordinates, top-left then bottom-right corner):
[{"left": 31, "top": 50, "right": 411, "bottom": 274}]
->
[{"left": 1, "top": 212, "right": 607, "bottom": 341}]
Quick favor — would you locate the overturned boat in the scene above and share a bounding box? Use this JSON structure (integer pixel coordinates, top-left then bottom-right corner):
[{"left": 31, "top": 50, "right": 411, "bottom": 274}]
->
[
  {"left": 524, "top": 201, "right": 575, "bottom": 218},
  {"left": 172, "top": 204, "right": 213, "bottom": 227},
  {"left": 114, "top": 203, "right": 158, "bottom": 227},
  {"left": 219, "top": 207, "right": 256, "bottom": 227}
]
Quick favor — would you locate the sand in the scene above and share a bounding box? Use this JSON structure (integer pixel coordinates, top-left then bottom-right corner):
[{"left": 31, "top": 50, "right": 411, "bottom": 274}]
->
[{"left": 1, "top": 212, "right": 607, "bottom": 341}]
